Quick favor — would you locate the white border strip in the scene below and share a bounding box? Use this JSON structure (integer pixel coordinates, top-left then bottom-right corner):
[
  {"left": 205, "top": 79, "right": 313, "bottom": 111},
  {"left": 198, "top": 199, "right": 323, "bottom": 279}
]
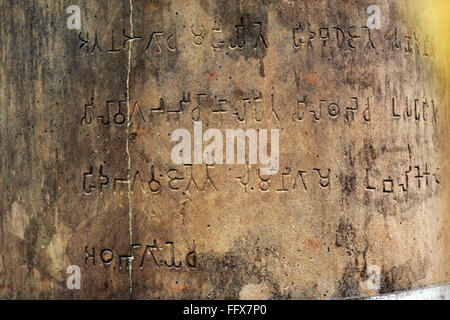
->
[{"left": 367, "top": 283, "right": 450, "bottom": 300}]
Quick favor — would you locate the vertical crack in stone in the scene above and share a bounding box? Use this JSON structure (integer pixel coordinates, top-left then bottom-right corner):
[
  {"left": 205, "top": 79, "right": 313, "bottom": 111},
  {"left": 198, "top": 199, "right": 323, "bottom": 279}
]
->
[{"left": 126, "top": 0, "right": 134, "bottom": 297}]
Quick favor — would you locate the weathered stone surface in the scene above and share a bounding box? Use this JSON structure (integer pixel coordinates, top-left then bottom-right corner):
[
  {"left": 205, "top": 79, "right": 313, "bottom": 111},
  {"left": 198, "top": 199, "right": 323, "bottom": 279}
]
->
[{"left": 0, "top": 0, "right": 448, "bottom": 299}]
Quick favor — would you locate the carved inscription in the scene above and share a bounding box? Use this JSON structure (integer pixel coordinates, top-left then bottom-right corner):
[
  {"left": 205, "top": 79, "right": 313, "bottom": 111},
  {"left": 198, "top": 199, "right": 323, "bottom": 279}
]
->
[{"left": 85, "top": 240, "right": 197, "bottom": 271}]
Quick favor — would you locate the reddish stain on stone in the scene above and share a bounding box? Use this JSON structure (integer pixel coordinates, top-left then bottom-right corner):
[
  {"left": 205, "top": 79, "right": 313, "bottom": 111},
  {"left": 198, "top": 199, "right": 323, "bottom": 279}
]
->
[
  {"left": 305, "top": 238, "right": 319, "bottom": 254},
  {"left": 208, "top": 71, "right": 216, "bottom": 80},
  {"left": 137, "top": 127, "right": 153, "bottom": 141}
]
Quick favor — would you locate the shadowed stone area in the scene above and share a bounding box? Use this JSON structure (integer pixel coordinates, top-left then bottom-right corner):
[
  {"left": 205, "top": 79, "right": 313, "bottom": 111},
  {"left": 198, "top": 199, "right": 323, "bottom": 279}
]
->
[{"left": 0, "top": 0, "right": 448, "bottom": 299}]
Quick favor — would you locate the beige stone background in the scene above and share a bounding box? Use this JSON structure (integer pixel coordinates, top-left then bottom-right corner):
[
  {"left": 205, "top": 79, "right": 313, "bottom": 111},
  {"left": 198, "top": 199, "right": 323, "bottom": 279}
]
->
[{"left": 0, "top": 0, "right": 449, "bottom": 299}]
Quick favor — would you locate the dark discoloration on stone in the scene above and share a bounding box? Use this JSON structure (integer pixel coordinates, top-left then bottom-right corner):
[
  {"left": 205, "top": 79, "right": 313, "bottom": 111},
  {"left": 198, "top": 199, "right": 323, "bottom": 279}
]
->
[
  {"left": 335, "top": 218, "right": 357, "bottom": 252},
  {"left": 380, "top": 265, "right": 413, "bottom": 294},
  {"left": 338, "top": 262, "right": 362, "bottom": 297},
  {"left": 196, "top": 234, "right": 286, "bottom": 299},
  {"left": 339, "top": 172, "right": 357, "bottom": 197}
]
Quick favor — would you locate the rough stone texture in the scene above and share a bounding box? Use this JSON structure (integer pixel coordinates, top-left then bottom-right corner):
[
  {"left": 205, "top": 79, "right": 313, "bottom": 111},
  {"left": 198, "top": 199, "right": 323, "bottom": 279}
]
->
[{"left": 0, "top": 0, "right": 449, "bottom": 299}]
